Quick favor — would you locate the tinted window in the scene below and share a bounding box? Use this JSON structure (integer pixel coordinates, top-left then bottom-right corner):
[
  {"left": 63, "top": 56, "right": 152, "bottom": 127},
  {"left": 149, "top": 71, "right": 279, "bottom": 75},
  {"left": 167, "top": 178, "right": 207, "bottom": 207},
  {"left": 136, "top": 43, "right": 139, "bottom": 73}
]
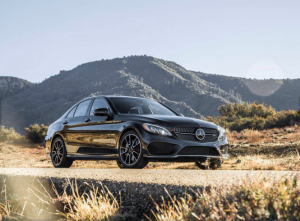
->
[
  {"left": 90, "top": 98, "right": 109, "bottom": 115},
  {"left": 109, "top": 97, "right": 176, "bottom": 116},
  {"left": 74, "top": 100, "right": 91, "bottom": 117},
  {"left": 66, "top": 106, "right": 76, "bottom": 118}
]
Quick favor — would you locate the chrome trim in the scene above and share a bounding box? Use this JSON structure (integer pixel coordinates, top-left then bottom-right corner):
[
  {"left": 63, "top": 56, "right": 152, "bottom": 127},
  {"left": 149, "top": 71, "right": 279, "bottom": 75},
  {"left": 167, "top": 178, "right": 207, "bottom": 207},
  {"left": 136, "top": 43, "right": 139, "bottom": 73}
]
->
[{"left": 179, "top": 132, "right": 217, "bottom": 136}]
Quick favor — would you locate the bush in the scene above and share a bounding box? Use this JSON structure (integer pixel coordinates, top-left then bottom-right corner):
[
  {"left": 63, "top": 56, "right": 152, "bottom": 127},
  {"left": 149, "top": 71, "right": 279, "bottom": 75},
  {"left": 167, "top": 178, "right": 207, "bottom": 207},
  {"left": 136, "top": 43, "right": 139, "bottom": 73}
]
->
[
  {"left": 25, "top": 124, "right": 48, "bottom": 143},
  {"left": 151, "top": 176, "right": 300, "bottom": 220},
  {"left": 0, "top": 126, "right": 25, "bottom": 143},
  {"left": 208, "top": 102, "right": 300, "bottom": 131}
]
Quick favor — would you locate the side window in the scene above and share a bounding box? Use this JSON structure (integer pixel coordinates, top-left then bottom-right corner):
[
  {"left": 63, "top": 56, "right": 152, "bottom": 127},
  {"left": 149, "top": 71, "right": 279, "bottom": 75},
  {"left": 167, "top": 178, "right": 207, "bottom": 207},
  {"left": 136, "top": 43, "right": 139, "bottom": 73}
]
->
[
  {"left": 66, "top": 106, "right": 77, "bottom": 118},
  {"left": 74, "top": 100, "right": 91, "bottom": 117},
  {"left": 90, "top": 98, "right": 109, "bottom": 115}
]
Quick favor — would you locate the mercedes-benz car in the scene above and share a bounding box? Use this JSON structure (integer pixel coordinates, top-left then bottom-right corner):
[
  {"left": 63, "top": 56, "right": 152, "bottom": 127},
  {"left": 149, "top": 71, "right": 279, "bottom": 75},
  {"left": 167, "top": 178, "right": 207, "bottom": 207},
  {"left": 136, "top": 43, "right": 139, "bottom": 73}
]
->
[{"left": 45, "top": 96, "right": 229, "bottom": 169}]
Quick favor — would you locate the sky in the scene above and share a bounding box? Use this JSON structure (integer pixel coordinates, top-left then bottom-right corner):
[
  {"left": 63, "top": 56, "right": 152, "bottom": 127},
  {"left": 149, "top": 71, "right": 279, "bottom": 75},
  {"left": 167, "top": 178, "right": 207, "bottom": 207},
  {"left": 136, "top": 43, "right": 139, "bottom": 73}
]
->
[{"left": 0, "top": 0, "right": 300, "bottom": 83}]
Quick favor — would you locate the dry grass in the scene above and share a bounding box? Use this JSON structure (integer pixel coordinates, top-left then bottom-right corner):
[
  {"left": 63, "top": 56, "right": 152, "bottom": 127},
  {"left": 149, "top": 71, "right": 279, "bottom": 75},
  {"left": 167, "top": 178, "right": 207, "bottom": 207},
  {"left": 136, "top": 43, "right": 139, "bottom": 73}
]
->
[
  {"left": 0, "top": 143, "right": 51, "bottom": 168},
  {"left": 147, "top": 153, "right": 300, "bottom": 171},
  {"left": 0, "top": 179, "right": 56, "bottom": 220},
  {"left": 0, "top": 126, "right": 26, "bottom": 144},
  {"left": 148, "top": 175, "right": 300, "bottom": 221},
  {"left": 60, "top": 180, "right": 119, "bottom": 220},
  {"left": 243, "top": 129, "right": 263, "bottom": 143},
  {"left": 223, "top": 154, "right": 300, "bottom": 171},
  {"left": 0, "top": 181, "right": 10, "bottom": 219},
  {"left": 0, "top": 178, "right": 119, "bottom": 220},
  {"left": 2, "top": 175, "right": 300, "bottom": 220},
  {"left": 228, "top": 126, "right": 300, "bottom": 145}
]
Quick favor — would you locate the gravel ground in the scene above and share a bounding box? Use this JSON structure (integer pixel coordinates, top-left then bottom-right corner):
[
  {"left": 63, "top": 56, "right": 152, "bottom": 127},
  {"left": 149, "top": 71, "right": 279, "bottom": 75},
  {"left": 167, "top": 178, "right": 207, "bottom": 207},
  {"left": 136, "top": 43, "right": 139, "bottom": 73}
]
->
[
  {"left": 1, "top": 169, "right": 300, "bottom": 220},
  {"left": 1, "top": 168, "right": 300, "bottom": 186}
]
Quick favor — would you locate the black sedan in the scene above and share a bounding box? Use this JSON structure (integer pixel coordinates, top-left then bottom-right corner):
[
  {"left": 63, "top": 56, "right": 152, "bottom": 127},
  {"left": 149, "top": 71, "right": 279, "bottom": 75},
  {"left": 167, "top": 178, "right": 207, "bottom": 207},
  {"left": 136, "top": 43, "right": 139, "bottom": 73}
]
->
[{"left": 45, "top": 96, "right": 229, "bottom": 169}]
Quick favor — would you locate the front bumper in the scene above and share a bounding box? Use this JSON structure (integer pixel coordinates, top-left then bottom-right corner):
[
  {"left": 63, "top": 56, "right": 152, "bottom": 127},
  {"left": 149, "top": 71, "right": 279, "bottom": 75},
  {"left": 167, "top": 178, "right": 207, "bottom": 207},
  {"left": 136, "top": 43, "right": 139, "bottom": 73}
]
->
[{"left": 140, "top": 129, "right": 229, "bottom": 161}]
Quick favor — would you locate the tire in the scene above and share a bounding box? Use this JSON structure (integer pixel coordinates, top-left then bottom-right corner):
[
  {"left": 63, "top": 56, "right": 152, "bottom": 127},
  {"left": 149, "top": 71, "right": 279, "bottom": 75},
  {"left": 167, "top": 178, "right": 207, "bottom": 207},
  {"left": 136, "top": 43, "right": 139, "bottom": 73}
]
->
[
  {"left": 195, "top": 158, "right": 222, "bottom": 170},
  {"left": 51, "top": 137, "right": 73, "bottom": 168},
  {"left": 195, "top": 160, "right": 209, "bottom": 170},
  {"left": 209, "top": 159, "right": 222, "bottom": 170},
  {"left": 117, "top": 130, "right": 148, "bottom": 169}
]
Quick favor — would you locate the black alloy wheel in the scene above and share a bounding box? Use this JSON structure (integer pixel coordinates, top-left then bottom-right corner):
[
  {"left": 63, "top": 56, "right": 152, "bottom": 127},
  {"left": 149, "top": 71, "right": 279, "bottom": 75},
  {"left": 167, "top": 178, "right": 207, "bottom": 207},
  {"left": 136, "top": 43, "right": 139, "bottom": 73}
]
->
[
  {"left": 117, "top": 131, "right": 148, "bottom": 169},
  {"left": 51, "top": 137, "right": 73, "bottom": 168}
]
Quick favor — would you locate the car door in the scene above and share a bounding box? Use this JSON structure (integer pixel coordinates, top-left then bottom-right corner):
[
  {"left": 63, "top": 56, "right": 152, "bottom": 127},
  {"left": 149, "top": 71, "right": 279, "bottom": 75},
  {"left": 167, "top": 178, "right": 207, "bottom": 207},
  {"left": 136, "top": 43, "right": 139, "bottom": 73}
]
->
[
  {"left": 80, "top": 98, "right": 115, "bottom": 155},
  {"left": 63, "top": 99, "right": 92, "bottom": 153}
]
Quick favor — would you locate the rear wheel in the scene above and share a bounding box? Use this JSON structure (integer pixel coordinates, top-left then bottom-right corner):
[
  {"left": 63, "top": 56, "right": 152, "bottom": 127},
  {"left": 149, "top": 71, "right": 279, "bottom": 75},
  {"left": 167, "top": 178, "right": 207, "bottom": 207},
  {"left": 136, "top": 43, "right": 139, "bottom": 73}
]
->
[
  {"left": 117, "top": 131, "right": 148, "bottom": 169},
  {"left": 51, "top": 137, "right": 73, "bottom": 168}
]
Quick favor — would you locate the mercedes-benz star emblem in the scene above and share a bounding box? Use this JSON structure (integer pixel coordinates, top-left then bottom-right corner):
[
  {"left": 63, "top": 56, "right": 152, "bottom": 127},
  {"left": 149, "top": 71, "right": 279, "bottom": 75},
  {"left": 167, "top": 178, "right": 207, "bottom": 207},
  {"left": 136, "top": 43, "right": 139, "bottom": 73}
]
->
[{"left": 195, "top": 128, "right": 205, "bottom": 140}]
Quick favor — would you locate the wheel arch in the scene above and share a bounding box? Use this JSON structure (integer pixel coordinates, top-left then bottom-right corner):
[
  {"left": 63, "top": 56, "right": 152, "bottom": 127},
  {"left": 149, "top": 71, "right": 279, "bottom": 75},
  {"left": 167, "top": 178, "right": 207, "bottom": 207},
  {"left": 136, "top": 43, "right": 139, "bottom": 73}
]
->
[
  {"left": 118, "top": 126, "right": 144, "bottom": 149},
  {"left": 50, "top": 133, "right": 65, "bottom": 151}
]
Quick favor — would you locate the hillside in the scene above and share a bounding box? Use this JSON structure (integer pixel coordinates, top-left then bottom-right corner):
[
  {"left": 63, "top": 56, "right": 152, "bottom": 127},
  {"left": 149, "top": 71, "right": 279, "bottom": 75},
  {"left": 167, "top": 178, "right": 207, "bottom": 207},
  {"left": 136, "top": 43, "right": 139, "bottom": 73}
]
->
[
  {"left": 196, "top": 73, "right": 300, "bottom": 111},
  {"left": 2, "top": 56, "right": 241, "bottom": 131},
  {"left": 0, "top": 77, "right": 33, "bottom": 99},
  {"left": 1, "top": 56, "right": 300, "bottom": 132}
]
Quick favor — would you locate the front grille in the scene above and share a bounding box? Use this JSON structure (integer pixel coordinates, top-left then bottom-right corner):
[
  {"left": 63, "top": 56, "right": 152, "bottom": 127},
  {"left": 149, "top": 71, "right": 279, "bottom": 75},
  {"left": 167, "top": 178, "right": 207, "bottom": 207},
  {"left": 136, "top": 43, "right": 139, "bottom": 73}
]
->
[
  {"left": 148, "top": 142, "right": 177, "bottom": 155},
  {"left": 174, "top": 127, "right": 219, "bottom": 143},
  {"left": 178, "top": 146, "right": 220, "bottom": 156}
]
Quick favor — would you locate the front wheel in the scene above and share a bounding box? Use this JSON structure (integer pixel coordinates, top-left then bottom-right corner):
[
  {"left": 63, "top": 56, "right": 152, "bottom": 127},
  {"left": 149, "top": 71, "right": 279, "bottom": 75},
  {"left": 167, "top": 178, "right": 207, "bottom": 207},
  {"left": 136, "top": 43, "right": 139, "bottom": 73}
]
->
[
  {"left": 51, "top": 137, "right": 73, "bottom": 168},
  {"left": 117, "top": 131, "right": 148, "bottom": 169},
  {"left": 195, "top": 159, "right": 222, "bottom": 170}
]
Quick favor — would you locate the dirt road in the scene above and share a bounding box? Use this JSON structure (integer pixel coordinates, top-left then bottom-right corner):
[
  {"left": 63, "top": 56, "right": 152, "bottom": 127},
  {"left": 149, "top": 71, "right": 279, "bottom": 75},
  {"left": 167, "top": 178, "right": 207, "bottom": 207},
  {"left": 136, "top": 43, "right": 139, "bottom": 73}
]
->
[{"left": 1, "top": 168, "right": 299, "bottom": 186}]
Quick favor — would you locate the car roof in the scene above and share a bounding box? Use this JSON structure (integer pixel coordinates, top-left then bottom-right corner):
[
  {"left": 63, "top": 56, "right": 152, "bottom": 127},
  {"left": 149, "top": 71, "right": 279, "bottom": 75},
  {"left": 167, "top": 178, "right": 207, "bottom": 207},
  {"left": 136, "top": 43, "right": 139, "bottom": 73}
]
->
[{"left": 82, "top": 95, "right": 153, "bottom": 100}]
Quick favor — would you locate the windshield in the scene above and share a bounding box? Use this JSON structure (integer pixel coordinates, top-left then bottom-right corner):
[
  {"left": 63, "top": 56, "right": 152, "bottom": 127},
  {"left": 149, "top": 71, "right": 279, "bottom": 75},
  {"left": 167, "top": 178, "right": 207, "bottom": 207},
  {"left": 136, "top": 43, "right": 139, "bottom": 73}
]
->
[{"left": 109, "top": 97, "right": 176, "bottom": 116}]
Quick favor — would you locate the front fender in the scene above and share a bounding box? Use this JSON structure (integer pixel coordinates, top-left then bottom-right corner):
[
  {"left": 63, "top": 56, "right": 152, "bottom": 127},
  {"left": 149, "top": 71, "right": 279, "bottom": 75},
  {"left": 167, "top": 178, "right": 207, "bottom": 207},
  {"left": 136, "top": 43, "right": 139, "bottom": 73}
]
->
[{"left": 114, "top": 122, "right": 145, "bottom": 149}]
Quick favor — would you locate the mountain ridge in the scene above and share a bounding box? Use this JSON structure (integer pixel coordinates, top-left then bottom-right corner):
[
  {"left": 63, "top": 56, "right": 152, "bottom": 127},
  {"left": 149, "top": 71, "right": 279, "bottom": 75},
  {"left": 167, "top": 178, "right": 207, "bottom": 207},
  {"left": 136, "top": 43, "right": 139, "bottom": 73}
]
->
[{"left": 1, "top": 55, "right": 299, "bottom": 131}]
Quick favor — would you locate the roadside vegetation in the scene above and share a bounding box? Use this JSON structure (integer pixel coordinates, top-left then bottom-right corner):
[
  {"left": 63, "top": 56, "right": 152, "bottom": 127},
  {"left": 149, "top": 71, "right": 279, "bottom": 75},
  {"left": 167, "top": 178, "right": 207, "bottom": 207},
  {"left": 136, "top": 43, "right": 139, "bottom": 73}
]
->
[
  {"left": 0, "top": 179, "right": 119, "bottom": 220},
  {"left": 24, "top": 124, "right": 48, "bottom": 143},
  {"left": 1, "top": 175, "right": 300, "bottom": 220},
  {"left": 0, "top": 126, "right": 25, "bottom": 144},
  {"left": 0, "top": 124, "right": 48, "bottom": 144},
  {"left": 149, "top": 175, "right": 300, "bottom": 221},
  {"left": 208, "top": 102, "right": 300, "bottom": 131}
]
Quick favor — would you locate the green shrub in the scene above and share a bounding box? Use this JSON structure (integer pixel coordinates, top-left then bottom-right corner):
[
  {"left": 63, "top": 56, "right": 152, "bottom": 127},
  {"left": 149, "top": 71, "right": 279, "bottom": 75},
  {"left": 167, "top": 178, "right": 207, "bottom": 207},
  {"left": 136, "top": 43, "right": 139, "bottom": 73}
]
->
[
  {"left": 0, "top": 126, "right": 25, "bottom": 143},
  {"left": 208, "top": 102, "right": 300, "bottom": 131},
  {"left": 25, "top": 124, "right": 48, "bottom": 143}
]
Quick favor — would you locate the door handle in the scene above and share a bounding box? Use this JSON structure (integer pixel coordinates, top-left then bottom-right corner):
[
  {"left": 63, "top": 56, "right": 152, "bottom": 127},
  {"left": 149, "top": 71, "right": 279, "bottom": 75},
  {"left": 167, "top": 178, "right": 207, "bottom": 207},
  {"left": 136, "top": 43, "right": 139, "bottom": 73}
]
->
[
  {"left": 63, "top": 121, "right": 68, "bottom": 125},
  {"left": 85, "top": 118, "right": 91, "bottom": 122}
]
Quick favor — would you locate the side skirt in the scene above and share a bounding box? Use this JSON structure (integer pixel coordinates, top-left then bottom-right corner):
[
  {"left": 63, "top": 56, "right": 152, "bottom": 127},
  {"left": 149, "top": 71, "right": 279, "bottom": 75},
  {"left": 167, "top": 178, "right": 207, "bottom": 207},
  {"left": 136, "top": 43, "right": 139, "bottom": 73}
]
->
[{"left": 67, "top": 154, "right": 118, "bottom": 161}]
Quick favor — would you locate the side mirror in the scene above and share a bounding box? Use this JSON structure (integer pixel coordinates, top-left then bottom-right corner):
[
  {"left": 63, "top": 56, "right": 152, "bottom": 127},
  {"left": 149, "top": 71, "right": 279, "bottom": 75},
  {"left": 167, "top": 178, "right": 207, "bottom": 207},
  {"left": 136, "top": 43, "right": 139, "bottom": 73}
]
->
[
  {"left": 179, "top": 113, "right": 185, "bottom": 117},
  {"left": 93, "top": 108, "right": 113, "bottom": 118}
]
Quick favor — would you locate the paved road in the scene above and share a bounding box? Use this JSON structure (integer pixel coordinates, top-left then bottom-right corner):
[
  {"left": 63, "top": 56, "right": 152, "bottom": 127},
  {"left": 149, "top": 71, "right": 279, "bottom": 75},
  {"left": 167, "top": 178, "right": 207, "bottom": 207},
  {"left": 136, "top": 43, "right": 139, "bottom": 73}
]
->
[{"left": 1, "top": 168, "right": 299, "bottom": 186}]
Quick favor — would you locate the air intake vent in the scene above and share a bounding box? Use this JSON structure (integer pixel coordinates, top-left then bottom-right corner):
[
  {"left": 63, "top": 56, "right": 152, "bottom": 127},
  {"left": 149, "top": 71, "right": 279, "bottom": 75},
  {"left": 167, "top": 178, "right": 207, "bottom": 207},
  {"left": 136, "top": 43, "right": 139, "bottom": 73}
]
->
[
  {"left": 178, "top": 146, "right": 220, "bottom": 156},
  {"left": 148, "top": 142, "right": 177, "bottom": 155}
]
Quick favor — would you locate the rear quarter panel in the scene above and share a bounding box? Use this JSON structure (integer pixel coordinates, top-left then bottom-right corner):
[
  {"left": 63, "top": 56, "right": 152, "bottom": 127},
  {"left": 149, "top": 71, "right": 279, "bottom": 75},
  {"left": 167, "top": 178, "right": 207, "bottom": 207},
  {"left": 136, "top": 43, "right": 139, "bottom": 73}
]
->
[{"left": 45, "top": 122, "right": 62, "bottom": 154}]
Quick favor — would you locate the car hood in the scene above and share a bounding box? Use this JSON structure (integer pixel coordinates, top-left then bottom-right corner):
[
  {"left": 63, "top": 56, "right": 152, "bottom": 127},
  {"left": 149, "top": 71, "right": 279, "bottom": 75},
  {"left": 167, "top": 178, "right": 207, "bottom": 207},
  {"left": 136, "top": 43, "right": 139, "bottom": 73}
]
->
[{"left": 119, "top": 114, "right": 218, "bottom": 129}]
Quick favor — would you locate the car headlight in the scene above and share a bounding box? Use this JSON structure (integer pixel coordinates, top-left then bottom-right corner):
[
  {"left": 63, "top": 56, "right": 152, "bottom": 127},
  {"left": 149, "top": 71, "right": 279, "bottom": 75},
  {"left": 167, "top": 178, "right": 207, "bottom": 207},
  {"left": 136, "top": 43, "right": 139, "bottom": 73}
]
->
[
  {"left": 218, "top": 126, "right": 226, "bottom": 141},
  {"left": 142, "top": 123, "right": 172, "bottom": 136}
]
